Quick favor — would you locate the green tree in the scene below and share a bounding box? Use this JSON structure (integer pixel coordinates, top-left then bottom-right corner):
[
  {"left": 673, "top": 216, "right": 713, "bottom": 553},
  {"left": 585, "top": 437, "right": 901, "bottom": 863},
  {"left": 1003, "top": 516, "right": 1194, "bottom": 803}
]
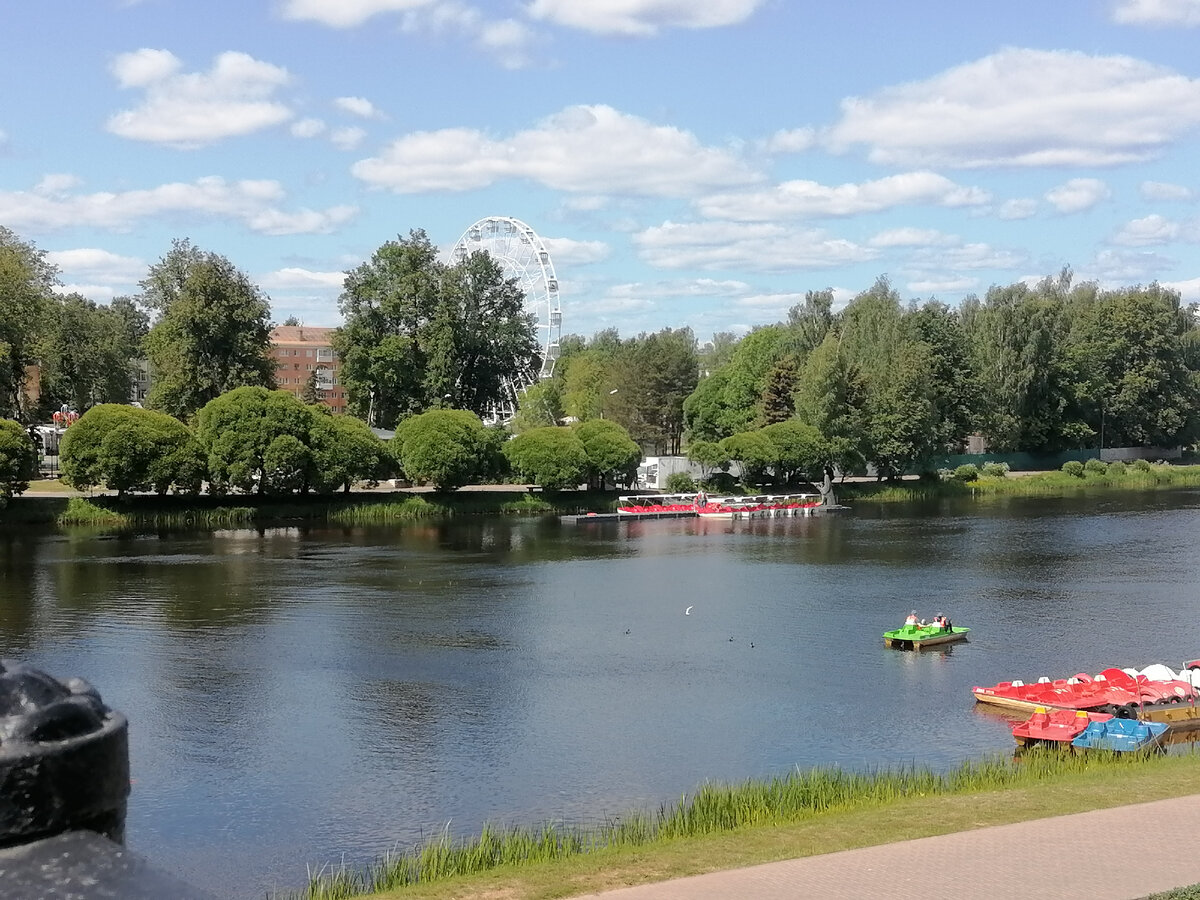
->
[
  {"left": 758, "top": 354, "right": 799, "bottom": 426},
  {"left": 309, "top": 412, "right": 393, "bottom": 492},
  {"left": 685, "top": 439, "right": 730, "bottom": 481},
  {"left": 0, "top": 419, "right": 36, "bottom": 502},
  {"left": 37, "top": 294, "right": 141, "bottom": 415},
  {"left": 905, "top": 301, "right": 976, "bottom": 451},
  {"left": 393, "top": 408, "right": 491, "bottom": 491},
  {"left": 141, "top": 240, "right": 275, "bottom": 419},
  {"left": 59, "top": 404, "right": 201, "bottom": 496},
  {"left": 572, "top": 419, "right": 641, "bottom": 489},
  {"left": 760, "top": 419, "right": 824, "bottom": 485},
  {"left": 794, "top": 333, "right": 867, "bottom": 480},
  {"left": 511, "top": 380, "right": 563, "bottom": 433},
  {"left": 863, "top": 342, "right": 937, "bottom": 479},
  {"left": 0, "top": 228, "right": 57, "bottom": 421},
  {"left": 301, "top": 369, "right": 325, "bottom": 405},
  {"left": 334, "top": 231, "right": 537, "bottom": 425},
  {"left": 194, "top": 387, "right": 314, "bottom": 494},
  {"left": 720, "top": 430, "right": 775, "bottom": 487},
  {"left": 503, "top": 426, "right": 588, "bottom": 489},
  {"left": 601, "top": 328, "right": 697, "bottom": 454},
  {"left": 683, "top": 326, "right": 788, "bottom": 441}
]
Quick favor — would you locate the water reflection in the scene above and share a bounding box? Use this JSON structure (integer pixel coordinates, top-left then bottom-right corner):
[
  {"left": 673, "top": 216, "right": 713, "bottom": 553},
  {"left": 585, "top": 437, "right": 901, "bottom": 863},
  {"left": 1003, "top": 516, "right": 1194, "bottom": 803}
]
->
[{"left": 1, "top": 492, "right": 1199, "bottom": 897}]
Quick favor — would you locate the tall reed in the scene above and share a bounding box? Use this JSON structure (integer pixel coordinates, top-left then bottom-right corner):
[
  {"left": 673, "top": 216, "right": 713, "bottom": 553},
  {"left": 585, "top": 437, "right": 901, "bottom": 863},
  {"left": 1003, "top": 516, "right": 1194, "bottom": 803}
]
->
[{"left": 287, "top": 750, "right": 1156, "bottom": 899}]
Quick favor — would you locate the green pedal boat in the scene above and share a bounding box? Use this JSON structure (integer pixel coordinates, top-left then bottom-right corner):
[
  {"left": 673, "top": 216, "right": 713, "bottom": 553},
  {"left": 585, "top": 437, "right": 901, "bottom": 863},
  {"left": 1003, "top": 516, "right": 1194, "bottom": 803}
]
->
[{"left": 883, "top": 623, "right": 970, "bottom": 651}]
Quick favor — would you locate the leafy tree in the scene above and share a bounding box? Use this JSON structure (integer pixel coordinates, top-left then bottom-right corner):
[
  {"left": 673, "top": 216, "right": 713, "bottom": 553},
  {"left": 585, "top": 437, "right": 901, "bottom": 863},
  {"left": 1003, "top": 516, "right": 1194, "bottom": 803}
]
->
[
  {"left": 683, "top": 326, "right": 788, "bottom": 441},
  {"left": 334, "top": 231, "right": 537, "bottom": 425},
  {"left": 36, "top": 294, "right": 141, "bottom": 415},
  {"left": 760, "top": 419, "right": 824, "bottom": 485},
  {"left": 301, "top": 369, "right": 325, "bottom": 405},
  {"left": 720, "top": 430, "right": 775, "bottom": 487},
  {"left": 863, "top": 341, "right": 937, "bottom": 479},
  {"left": 511, "top": 380, "right": 563, "bottom": 433},
  {"left": 393, "top": 408, "right": 491, "bottom": 491},
  {"left": 905, "top": 301, "right": 976, "bottom": 450},
  {"left": 194, "top": 387, "right": 314, "bottom": 494},
  {"left": 572, "top": 419, "right": 641, "bottom": 489},
  {"left": 141, "top": 240, "right": 275, "bottom": 419},
  {"left": 605, "top": 328, "right": 698, "bottom": 454},
  {"left": 0, "top": 228, "right": 57, "bottom": 421},
  {"left": 758, "top": 354, "right": 799, "bottom": 426},
  {"left": 786, "top": 289, "right": 835, "bottom": 357},
  {"left": 309, "top": 412, "right": 393, "bottom": 492},
  {"left": 282, "top": 315, "right": 301, "bottom": 327},
  {"left": 503, "top": 426, "right": 588, "bottom": 490},
  {"left": 559, "top": 351, "right": 611, "bottom": 422},
  {"left": 794, "top": 333, "right": 867, "bottom": 479},
  {"left": 685, "top": 439, "right": 730, "bottom": 481},
  {"left": 59, "top": 404, "right": 201, "bottom": 496},
  {"left": 0, "top": 419, "right": 36, "bottom": 501}
]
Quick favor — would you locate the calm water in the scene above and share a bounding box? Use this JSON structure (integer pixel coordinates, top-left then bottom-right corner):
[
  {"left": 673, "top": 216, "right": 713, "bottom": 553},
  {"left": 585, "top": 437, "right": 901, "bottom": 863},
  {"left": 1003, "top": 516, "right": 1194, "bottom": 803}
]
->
[{"left": 2, "top": 491, "right": 1199, "bottom": 897}]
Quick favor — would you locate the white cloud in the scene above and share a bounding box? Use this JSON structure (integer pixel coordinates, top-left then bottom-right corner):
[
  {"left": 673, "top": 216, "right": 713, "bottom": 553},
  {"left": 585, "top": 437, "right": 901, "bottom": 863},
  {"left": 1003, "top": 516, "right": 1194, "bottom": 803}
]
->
[
  {"left": 526, "top": 0, "right": 766, "bottom": 36},
  {"left": 697, "top": 171, "right": 989, "bottom": 221},
  {"left": 107, "top": 50, "right": 293, "bottom": 147},
  {"left": 907, "top": 277, "right": 979, "bottom": 293},
  {"left": 352, "top": 104, "right": 761, "bottom": 196},
  {"left": 400, "top": 4, "right": 537, "bottom": 68},
  {"left": 0, "top": 176, "right": 358, "bottom": 235},
  {"left": 541, "top": 236, "right": 610, "bottom": 265},
  {"left": 1112, "top": 0, "right": 1200, "bottom": 26},
  {"left": 335, "top": 96, "right": 382, "bottom": 119},
  {"left": 1089, "top": 247, "right": 1175, "bottom": 280},
  {"left": 825, "top": 48, "right": 1200, "bottom": 168},
  {"left": 868, "top": 227, "right": 958, "bottom": 248},
  {"left": 44, "top": 248, "right": 146, "bottom": 284},
  {"left": 607, "top": 278, "right": 751, "bottom": 299},
  {"left": 1140, "top": 180, "right": 1193, "bottom": 201},
  {"left": 1161, "top": 276, "right": 1200, "bottom": 300},
  {"left": 331, "top": 126, "right": 367, "bottom": 150},
  {"left": 280, "top": 0, "right": 435, "bottom": 28},
  {"left": 634, "top": 221, "right": 877, "bottom": 271},
  {"left": 291, "top": 117, "right": 326, "bottom": 138},
  {"left": 998, "top": 198, "right": 1038, "bottom": 220},
  {"left": 1112, "top": 213, "right": 1180, "bottom": 246},
  {"left": 1044, "top": 178, "right": 1111, "bottom": 213},
  {"left": 35, "top": 174, "right": 84, "bottom": 194},
  {"left": 761, "top": 127, "right": 816, "bottom": 154},
  {"left": 258, "top": 267, "right": 348, "bottom": 290}
]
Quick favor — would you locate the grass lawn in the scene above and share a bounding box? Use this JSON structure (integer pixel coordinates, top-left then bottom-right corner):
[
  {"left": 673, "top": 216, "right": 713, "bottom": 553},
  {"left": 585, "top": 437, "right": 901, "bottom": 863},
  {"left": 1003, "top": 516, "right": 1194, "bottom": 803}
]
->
[
  {"left": 290, "top": 753, "right": 1200, "bottom": 900},
  {"left": 25, "top": 478, "right": 78, "bottom": 493}
]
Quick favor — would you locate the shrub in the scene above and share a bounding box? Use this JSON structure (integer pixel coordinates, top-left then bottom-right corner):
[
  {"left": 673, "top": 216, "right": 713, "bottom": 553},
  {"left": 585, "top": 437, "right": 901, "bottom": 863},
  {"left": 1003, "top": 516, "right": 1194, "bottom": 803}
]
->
[
  {"left": 1107, "top": 460, "right": 1127, "bottom": 476},
  {"left": 1134, "top": 458, "right": 1153, "bottom": 472},
  {"left": 665, "top": 472, "right": 697, "bottom": 493},
  {"left": 952, "top": 464, "right": 980, "bottom": 482},
  {"left": 1083, "top": 458, "right": 1108, "bottom": 475},
  {"left": 981, "top": 462, "right": 1009, "bottom": 478},
  {"left": 1061, "top": 460, "right": 1085, "bottom": 477},
  {"left": 703, "top": 472, "right": 738, "bottom": 493},
  {"left": 936, "top": 468, "right": 953, "bottom": 481}
]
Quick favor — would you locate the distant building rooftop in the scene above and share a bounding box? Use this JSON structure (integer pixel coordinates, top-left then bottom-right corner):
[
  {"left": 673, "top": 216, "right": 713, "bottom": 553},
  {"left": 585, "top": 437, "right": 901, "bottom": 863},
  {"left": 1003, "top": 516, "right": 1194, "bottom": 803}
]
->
[{"left": 270, "top": 325, "right": 337, "bottom": 345}]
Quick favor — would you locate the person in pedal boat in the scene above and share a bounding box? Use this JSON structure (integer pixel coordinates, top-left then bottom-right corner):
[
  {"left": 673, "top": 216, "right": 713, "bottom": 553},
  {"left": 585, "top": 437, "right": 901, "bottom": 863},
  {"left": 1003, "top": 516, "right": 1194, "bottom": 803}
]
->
[{"left": 904, "top": 611, "right": 920, "bottom": 626}]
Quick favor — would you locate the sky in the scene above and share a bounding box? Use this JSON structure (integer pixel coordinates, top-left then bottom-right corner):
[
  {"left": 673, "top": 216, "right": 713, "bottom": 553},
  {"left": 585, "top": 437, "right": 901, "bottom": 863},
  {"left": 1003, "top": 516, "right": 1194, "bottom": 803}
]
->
[{"left": 6, "top": 1, "right": 1200, "bottom": 341}]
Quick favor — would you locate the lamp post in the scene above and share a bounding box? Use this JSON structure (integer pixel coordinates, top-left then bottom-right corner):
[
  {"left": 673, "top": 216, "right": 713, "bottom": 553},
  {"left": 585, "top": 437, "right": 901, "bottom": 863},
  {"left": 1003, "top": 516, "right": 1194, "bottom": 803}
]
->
[{"left": 601, "top": 387, "right": 617, "bottom": 419}]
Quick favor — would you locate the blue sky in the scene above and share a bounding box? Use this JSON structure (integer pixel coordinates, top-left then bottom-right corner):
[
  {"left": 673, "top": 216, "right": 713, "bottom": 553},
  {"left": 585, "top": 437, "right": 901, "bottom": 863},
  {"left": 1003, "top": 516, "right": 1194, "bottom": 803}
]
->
[{"left": 6, "top": 0, "right": 1200, "bottom": 341}]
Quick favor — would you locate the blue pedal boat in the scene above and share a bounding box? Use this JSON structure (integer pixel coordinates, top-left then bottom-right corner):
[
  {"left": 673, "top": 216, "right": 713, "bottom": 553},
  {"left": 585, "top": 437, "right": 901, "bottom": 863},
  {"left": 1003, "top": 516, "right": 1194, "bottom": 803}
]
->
[{"left": 1070, "top": 717, "right": 1169, "bottom": 752}]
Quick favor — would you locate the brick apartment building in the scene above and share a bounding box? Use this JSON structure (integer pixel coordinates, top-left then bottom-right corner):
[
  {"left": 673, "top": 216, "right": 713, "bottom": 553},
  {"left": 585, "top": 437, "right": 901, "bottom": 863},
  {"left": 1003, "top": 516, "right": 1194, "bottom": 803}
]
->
[{"left": 268, "top": 325, "right": 348, "bottom": 414}]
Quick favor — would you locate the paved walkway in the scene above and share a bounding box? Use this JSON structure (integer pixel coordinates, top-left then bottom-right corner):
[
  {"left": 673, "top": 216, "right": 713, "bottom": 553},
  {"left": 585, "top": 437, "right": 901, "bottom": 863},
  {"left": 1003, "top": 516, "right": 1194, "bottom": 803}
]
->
[{"left": 576, "top": 793, "right": 1200, "bottom": 899}]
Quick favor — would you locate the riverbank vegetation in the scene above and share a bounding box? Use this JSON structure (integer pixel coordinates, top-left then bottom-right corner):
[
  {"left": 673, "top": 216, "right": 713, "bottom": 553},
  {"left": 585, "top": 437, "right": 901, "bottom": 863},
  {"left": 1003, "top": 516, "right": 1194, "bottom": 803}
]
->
[{"left": 286, "top": 750, "right": 1200, "bottom": 900}]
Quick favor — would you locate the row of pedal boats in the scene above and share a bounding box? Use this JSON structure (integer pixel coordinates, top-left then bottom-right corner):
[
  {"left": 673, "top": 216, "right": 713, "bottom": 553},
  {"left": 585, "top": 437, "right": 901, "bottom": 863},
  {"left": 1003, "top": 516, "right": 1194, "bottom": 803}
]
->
[{"left": 974, "top": 663, "right": 1200, "bottom": 751}]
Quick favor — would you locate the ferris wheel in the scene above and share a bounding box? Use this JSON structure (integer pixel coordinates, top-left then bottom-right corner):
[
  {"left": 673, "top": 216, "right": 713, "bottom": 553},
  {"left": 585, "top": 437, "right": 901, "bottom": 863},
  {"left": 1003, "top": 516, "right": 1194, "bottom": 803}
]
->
[{"left": 452, "top": 217, "right": 563, "bottom": 420}]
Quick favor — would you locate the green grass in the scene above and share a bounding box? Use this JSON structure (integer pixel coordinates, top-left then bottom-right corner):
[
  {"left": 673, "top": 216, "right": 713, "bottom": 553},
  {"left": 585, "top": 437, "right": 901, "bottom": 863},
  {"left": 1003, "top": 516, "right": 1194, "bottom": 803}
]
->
[
  {"left": 1147, "top": 888, "right": 1200, "bottom": 900},
  {"left": 839, "top": 463, "right": 1200, "bottom": 503},
  {"left": 283, "top": 750, "right": 1200, "bottom": 900}
]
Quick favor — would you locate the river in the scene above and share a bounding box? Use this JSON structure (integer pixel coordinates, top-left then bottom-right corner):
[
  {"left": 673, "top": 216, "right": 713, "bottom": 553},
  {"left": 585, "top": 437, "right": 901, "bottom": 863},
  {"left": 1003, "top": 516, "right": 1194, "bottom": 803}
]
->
[{"left": 2, "top": 490, "right": 1198, "bottom": 897}]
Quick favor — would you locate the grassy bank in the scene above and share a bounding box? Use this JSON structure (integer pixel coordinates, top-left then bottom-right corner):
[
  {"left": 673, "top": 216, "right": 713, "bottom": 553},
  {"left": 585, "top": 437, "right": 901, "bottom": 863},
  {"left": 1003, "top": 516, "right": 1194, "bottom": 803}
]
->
[
  {"left": 839, "top": 462, "right": 1200, "bottom": 503},
  {"left": 286, "top": 751, "right": 1200, "bottom": 900},
  {"left": 0, "top": 489, "right": 620, "bottom": 532}
]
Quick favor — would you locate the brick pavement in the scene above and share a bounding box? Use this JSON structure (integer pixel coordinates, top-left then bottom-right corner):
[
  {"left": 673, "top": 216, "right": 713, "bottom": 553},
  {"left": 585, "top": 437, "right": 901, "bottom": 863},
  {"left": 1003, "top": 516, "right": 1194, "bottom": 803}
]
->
[{"left": 575, "top": 793, "right": 1200, "bottom": 899}]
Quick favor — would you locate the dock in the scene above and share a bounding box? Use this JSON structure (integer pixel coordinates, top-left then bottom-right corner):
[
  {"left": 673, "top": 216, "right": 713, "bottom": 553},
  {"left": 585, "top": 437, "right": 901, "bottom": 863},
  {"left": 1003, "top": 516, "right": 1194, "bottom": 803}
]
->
[{"left": 561, "top": 511, "right": 696, "bottom": 523}]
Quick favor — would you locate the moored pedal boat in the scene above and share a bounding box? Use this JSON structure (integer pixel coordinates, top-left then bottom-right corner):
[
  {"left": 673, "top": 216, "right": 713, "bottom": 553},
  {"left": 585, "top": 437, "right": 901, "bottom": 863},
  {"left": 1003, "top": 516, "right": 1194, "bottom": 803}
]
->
[
  {"left": 883, "top": 623, "right": 969, "bottom": 651},
  {"left": 973, "top": 666, "right": 1200, "bottom": 724},
  {"left": 1011, "top": 707, "right": 1112, "bottom": 747},
  {"left": 1071, "top": 717, "right": 1168, "bottom": 752}
]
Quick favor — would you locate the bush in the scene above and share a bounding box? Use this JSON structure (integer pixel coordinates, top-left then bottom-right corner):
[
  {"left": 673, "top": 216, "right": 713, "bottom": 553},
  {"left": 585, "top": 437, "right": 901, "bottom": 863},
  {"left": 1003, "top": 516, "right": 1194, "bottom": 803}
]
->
[
  {"left": 1107, "top": 460, "right": 1127, "bottom": 476},
  {"left": 665, "top": 472, "right": 697, "bottom": 493},
  {"left": 1084, "top": 458, "right": 1108, "bottom": 475},
  {"left": 936, "top": 468, "right": 953, "bottom": 481},
  {"left": 1134, "top": 458, "right": 1153, "bottom": 472},
  {"left": 981, "top": 462, "right": 1009, "bottom": 478},
  {"left": 953, "top": 464, "right": 980, "bottom": 482},
  {"left": 1061, "top": 460, "right": 1085, "bottom": 477},
  {"left": 703, "top": 472, "right": 738, "bottom": 493}
]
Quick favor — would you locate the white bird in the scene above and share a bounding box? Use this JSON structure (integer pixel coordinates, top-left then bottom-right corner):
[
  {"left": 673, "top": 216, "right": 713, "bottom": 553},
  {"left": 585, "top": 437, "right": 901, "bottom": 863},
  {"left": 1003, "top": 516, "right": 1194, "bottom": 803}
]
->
[{"left": 685, "top": 606, "right": 693, "bottom": 615}]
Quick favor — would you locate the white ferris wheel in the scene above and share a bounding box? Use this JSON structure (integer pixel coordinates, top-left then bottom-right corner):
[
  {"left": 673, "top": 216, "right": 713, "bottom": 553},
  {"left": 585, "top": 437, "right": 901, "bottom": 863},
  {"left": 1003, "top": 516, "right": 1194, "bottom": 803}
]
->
[{"left": 452, "top": 216, "right": 562, "bottom": 420}]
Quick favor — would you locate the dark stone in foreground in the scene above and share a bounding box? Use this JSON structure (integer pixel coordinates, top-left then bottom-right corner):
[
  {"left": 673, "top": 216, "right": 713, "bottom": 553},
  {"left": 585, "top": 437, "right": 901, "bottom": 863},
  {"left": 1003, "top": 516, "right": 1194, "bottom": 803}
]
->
[
  {"left": 0, "top": 830, "right": 216, "bottom": 899},
  {"left": 0, "top": 659, "right": 129, "bottom": 846}
]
